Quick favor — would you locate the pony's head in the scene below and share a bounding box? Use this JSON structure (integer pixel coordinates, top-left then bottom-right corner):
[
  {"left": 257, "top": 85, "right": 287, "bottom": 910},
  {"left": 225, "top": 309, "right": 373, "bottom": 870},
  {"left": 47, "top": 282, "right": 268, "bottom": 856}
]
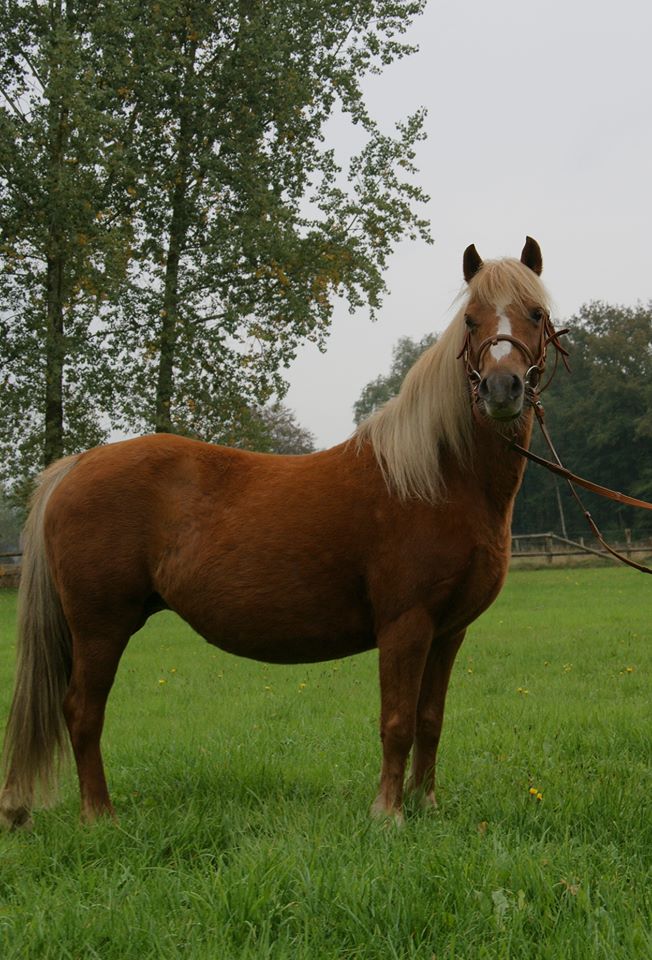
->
[
  {"left": 459, "top": 237, "right": 551, "bottom": 423},
  {"left": 356, "top": 237, "right": 556, "bottom": 502}
]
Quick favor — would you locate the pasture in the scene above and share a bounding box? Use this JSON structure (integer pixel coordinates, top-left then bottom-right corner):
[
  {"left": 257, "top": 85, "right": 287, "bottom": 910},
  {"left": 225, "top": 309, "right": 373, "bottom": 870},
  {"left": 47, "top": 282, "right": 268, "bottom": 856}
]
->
[{"left": 0, "top": 568, "right": 650, "bottom": 959}]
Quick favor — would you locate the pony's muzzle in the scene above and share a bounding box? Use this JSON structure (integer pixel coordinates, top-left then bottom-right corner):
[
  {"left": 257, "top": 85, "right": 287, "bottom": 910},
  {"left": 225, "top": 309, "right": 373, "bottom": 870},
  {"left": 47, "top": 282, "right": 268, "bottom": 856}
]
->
[{"left": 478, "top": 371, "right": 524, "bottom": 420}]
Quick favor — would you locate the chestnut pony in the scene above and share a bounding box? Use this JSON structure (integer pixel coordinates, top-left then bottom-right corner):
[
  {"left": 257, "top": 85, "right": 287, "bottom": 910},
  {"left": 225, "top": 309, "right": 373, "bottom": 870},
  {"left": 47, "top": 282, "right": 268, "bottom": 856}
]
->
[{"left": 2, "top": 238, "right": 555, "bottom": 829}]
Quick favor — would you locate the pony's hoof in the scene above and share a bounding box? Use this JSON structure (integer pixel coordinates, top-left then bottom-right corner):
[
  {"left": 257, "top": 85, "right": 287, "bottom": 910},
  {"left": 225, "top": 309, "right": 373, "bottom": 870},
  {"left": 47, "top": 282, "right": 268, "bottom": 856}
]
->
[
  {"left": 0, "top": 804, "right": 34, "bottom": 832},
  {"left": 80, "top": 805, "right": 118, "bottom": 826},
  {"left": 418, "top": 791, "right": 438, "bottom": 811},
  {"left": 405, "top": 781, "right": 438, "bottom": 812},
  {"left": 370, "top": 796, "right": 404, "bottom": 827}
]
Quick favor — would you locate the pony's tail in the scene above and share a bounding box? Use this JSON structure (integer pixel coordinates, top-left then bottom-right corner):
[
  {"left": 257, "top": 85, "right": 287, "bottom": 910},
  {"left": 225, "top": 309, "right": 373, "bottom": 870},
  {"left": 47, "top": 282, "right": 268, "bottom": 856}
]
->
[{"left": 0, "top": 455, "right": 79, "bottom": 829}]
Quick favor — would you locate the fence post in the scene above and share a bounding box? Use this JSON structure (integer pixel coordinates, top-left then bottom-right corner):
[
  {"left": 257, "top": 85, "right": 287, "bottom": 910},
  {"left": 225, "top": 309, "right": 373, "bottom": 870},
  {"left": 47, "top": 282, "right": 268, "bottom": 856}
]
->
[
  {"left": 546, "top": 535, "right": 553, "bottom": 564},
  {"left": 625, "top": 528, "right": 632, "bottom": 559}
]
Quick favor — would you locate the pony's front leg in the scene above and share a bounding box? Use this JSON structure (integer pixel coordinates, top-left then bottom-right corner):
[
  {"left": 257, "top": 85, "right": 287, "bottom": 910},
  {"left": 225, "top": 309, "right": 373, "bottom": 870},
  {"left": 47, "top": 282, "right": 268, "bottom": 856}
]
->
[
  {"left": 372, "top": 607, "right": 434, "bottom": 822},
  {"left": 406, "top": 630, "right": 465, "bottom": 808}
]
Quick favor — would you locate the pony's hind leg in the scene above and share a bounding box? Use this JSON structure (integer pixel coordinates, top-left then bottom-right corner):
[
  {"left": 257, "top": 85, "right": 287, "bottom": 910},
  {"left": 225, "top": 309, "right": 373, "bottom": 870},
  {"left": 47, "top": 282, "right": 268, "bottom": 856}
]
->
[
  {"left": 406, "top": 630, "right": 465, "bottom": 808},
  {"left": 63, "top": 625, "right": 131, "bottom": 823},
  {"left": 372, "top": 607, "right": 434, "bottom": 822}
]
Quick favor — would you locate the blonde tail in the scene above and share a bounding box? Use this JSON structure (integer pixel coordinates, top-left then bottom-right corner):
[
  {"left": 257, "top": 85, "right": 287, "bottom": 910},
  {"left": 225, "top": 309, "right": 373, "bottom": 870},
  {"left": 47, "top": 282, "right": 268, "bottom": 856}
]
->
[{"left": 0, "top": 455, "right": 79, "bottom": 829}]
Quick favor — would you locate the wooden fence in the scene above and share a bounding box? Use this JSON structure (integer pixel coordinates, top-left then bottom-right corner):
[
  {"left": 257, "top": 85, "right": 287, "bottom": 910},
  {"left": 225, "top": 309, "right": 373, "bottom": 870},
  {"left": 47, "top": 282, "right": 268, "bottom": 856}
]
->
[
  {"left": 510, "top": 531, "right": 652, "bottom": 567},
  {"left": 0, "top": 553, "right": 21, "bottom": 588}
]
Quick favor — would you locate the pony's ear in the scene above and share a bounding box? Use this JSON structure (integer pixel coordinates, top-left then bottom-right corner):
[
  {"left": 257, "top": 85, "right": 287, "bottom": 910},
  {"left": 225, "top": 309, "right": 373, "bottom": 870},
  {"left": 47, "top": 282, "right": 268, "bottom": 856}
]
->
[
  {"left": 520, "top": 236, "right": 543, "bottom": 275},
  {"left": 463, "top": 244, "right": 483, "bottom": 283}
]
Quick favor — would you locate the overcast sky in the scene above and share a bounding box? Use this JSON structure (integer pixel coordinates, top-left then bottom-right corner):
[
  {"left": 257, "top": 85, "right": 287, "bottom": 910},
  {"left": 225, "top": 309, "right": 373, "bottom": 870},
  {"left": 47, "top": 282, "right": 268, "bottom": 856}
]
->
[{"left": 284, "top": 0, "right": 652, "bottom": 448}]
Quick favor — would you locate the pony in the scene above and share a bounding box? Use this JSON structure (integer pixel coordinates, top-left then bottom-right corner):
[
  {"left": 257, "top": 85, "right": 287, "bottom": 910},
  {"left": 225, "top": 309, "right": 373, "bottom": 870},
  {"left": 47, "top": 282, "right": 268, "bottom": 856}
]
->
[{"left": 1, "top": 237, "right": 555, "bottom": 828}]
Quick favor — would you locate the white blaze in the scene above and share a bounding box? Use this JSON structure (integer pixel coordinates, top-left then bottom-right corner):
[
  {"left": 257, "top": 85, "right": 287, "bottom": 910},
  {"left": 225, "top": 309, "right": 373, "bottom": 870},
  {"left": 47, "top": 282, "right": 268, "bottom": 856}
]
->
[{"left": 490, "top": 313, "right": 513, "bottom": 360}]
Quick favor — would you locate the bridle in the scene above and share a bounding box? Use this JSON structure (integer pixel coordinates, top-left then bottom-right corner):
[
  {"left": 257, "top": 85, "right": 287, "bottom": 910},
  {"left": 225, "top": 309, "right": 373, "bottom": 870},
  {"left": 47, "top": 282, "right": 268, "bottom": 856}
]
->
[
  {"left": 457, "top": 309, "right": 652, "bottom": 574},
  {"left": 456, "top": 311, "right": 570, "bottom": 408}
]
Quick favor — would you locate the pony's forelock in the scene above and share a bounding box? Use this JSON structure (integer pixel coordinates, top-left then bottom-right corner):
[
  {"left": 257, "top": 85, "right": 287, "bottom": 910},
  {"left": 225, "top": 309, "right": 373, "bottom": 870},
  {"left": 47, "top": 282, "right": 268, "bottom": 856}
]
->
[{"left": 467, "top": 258, "right": 551, "bottom": 314}]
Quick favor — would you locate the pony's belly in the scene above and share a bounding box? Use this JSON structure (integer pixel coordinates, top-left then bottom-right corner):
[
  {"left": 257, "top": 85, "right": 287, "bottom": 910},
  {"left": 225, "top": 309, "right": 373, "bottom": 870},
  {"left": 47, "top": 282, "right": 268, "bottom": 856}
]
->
[
  {"left": 162, "top": 540, "right": 376, "bottom": 664},
  {"left": 203, "top": 629, "right": 376, "bottom": 665},
  {"left": 167, "top": 577, "right": 376, "bottom": 665}
]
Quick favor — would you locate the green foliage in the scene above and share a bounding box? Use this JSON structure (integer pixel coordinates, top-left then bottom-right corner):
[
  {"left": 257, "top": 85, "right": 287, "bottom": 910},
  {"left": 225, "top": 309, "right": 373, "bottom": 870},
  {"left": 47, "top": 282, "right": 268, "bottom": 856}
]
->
[
  {"left": 108, "top": 0, "right": 431, "bottom": 439},
  {"left": 0, "top": 0, "right": 136, "bottom": 480},
  {"left": 1, "top": 0, "right": 431, "bottom": 494},
  {"left": 249, "top": 403, "right": 316, "bottom": 455},
  {"left": 353, "top": 331, "right": 437, "bottom": 423},
  {"left": 209, "top": 401, "right": 316, "bottom": 454},
  {"left": 514, "top": 302, "right": 652, "bottom": 537},
  {"left": 0, "top": 568, "right": 650, "bottom": 958},
  {"left": 0, "top": 488, "right": 22, "bottom": 548}
]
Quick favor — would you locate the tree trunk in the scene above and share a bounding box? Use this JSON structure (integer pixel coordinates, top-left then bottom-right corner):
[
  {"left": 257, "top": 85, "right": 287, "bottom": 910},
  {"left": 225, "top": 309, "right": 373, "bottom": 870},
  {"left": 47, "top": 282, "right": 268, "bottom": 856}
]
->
[
  {"left": 154, "top": 185, "right": 186, "bottom": 434},
  {"left": 43, "top": 254, "right": 65, "bottom": 465},
  {"left": 154, "top": 44, "right": 197, "bottom": 434},
  {"left": 43, "top": 0, "right": 68, "bottom": 465}
]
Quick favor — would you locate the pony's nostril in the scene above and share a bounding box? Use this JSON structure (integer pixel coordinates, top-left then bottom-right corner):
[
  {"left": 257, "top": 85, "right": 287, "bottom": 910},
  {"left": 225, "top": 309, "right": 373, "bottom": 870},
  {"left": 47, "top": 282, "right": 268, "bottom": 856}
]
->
[
  {"left": 478, "top": 378, "right": 490, "bottom": 400},
  {"left": 510, "top": 375, "right": 523, "bottom": 399}
]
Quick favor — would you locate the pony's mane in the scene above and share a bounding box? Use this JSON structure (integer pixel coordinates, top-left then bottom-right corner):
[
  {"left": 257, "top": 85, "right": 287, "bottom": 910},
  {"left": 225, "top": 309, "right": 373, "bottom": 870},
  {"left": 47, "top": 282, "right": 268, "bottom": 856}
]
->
[{"left": 355, "top": 258, "right": 551, "bottom": 502}]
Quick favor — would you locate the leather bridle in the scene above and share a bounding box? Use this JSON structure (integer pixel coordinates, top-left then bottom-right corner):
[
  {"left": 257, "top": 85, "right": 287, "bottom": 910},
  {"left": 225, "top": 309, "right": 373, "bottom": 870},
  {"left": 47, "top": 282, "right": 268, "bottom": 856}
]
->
[
  {"left": 458, "top": 310, "right": 652, "bottom": 574},
  {"left": 456, "top": 311, "right": 570, "bottom": 407}
]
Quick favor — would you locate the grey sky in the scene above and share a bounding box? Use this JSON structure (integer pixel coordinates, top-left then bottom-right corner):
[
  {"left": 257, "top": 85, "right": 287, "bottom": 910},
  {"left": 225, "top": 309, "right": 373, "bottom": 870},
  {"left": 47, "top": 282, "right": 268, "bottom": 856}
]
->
[{"left": 284, "top": 0, "right": 652, "bottom": 448}]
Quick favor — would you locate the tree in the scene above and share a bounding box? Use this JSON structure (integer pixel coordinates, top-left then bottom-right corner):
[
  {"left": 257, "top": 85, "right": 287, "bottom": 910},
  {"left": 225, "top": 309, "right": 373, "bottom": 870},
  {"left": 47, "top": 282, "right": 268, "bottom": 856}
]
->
[
  {"left": 513, "top": 301, "right": 652, "bottom": 538},
  {"left": 252, "top": 403, "right": 316, "bottom": 455},
  {"left": 205, "top": 400, "right": 316, "bottom": 453},
  {"left": 353, "top": 331, "right": 437, "bottom": 423},
  {"left": 1, "top": 0, "right": 431, "bottom": 493},
  {"left": 0, "top": 486, "right": 23, "bottom": 549},
  {"left": 0, "top": 0, "right": 134, "bottom": 489},
  {"left": 108, "top": 0, "right": 432, "bottom": 444},
  {"left": 233, "top": 401, "right": 315, "bottom": 454}
]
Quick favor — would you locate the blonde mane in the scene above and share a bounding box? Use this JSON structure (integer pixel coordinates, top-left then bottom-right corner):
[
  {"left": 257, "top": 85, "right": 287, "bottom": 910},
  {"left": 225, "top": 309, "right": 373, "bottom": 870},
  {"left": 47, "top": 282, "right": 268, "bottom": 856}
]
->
[{"left": 355, "top": 258, "right": 551, "bottom": 502}]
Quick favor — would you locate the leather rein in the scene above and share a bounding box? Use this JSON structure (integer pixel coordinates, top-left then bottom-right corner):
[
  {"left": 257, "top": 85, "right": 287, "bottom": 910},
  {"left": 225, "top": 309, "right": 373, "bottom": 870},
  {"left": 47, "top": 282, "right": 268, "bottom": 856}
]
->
[{"left": 458, "top": 314, "right": 652, "bottom": 574}]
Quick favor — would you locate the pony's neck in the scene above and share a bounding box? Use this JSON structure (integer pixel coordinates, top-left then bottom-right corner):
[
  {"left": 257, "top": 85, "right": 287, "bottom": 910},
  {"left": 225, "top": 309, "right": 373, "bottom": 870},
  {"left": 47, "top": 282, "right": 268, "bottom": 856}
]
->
[{"left": 470, "top": 408, "right": 534, "bottom": 514}]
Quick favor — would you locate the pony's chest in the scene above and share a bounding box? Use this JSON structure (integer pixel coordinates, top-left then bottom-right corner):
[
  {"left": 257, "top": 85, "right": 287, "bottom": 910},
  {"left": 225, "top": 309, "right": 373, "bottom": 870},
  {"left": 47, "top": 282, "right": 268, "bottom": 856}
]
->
[{"left": 433, "top": 541, "right": 511, "bottom": 636}]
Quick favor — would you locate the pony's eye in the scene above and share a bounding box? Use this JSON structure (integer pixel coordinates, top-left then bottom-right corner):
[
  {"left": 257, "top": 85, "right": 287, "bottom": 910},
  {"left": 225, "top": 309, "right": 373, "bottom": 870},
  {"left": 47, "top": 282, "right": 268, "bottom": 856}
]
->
[
  {"left": 530, "top": 307, "right": 544, "bottom": 323},
  {"left": 464, "top": 314, "right": 477, "bottom": 329}
]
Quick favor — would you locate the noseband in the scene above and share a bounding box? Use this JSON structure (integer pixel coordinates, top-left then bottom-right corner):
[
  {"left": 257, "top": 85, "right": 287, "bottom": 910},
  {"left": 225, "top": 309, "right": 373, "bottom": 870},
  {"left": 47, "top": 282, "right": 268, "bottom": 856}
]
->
[{"left": 457, "top": 312, "right": 570, "bottom": 408}]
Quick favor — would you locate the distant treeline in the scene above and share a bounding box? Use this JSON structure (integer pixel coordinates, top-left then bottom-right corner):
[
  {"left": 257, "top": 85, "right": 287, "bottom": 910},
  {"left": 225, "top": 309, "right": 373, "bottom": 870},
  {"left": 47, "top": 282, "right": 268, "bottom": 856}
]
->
[{"left": 512, "top": 302, "right": 652, "bottom": 539}]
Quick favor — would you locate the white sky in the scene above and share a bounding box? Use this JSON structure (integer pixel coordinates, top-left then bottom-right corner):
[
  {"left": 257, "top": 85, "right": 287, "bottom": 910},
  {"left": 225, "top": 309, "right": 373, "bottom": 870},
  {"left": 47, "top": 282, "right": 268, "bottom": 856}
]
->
[{"left": 284, "top": 0, "right": 652, "bottom": 448}]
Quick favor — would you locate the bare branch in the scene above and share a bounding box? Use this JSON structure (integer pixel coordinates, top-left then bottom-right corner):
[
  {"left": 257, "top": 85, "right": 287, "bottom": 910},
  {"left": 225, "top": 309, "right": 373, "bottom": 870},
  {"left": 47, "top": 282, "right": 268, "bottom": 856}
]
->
[
  {"left": 0, "top": 86, "right": 29, "bottom": 123},
  {"left": 19, "top": 50, "right": 46, "bottom": 92}
]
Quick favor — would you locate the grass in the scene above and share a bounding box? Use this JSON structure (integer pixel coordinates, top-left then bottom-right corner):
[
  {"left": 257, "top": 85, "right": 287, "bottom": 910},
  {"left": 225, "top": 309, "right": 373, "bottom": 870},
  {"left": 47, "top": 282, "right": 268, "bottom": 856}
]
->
[{"left": 0, "top": 568, "right": 650, "bottom": 959}]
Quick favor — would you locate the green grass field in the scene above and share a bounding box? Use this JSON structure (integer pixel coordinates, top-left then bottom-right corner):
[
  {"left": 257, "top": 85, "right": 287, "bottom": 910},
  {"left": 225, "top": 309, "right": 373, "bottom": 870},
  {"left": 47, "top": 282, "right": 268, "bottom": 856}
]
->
[{"left": 0, "top": 568, "right": 650, "bottom": 959}]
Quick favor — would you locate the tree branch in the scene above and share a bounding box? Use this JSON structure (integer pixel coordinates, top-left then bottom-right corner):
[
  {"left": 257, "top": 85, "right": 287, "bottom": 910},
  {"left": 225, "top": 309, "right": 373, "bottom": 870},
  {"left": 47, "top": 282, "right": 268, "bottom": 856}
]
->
[
  {"left": 19, "top": 49, "right": 46, "bottom": 92},
  {"left": 0, "top": 85, "right": 29, "bottom": 123},
  {"left": 188, "top": 310, "right": 226, "bottom": 328}
]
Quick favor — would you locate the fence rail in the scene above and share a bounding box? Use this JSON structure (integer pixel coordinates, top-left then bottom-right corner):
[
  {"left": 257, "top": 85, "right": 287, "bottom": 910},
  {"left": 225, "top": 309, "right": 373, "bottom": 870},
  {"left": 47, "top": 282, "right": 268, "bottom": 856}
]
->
[
  {"left": 0, "top": 553, "right": 21, "bottom": 587},
  {"left": 511, "top": 531, "right": 652, "bottom": 565}
]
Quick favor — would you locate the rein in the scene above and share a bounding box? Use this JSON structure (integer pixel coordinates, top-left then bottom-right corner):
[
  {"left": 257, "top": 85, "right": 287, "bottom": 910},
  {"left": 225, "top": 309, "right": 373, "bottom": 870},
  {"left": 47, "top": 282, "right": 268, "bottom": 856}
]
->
[
  {"left": 459, "top": 315, "right": 652, "bottom": 574},
  {"left": 511, "top": 407, "right": 652, "bottom": 574}
]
